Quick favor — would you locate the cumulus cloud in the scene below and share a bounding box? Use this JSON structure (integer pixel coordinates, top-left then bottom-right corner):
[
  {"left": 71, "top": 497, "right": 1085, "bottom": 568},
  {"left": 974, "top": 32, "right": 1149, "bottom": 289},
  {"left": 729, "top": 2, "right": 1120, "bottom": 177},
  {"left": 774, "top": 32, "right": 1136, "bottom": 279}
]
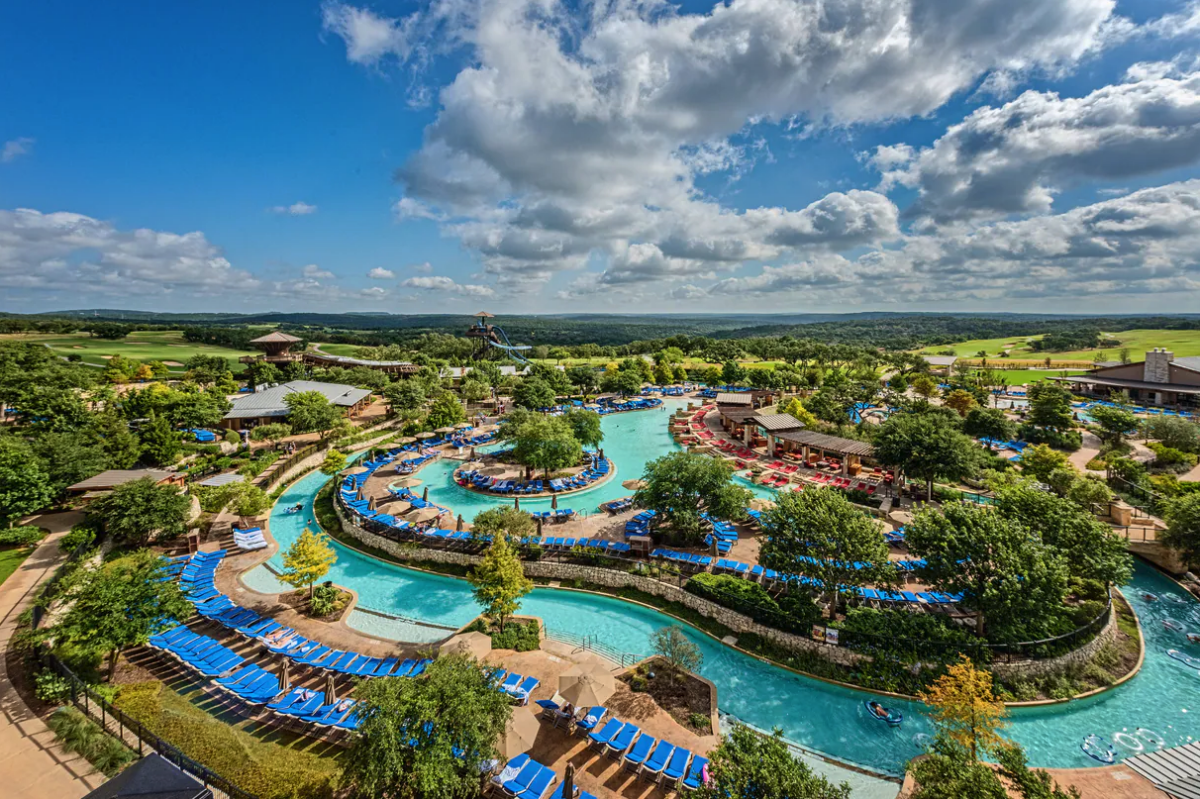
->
[
  {"left": 270, "top": 201, "right": 318, "bottom": 215},
  {"left": 359, "top": 286, "right": 389, "bottom": 298},
  {"left": 868, "top": 70, "right": 1200, "bottom": 222},
  {"left": 301, "top": 264, "right": 335, "bottom": 279},
  {"left": 368, "top": 267, "right": 395, "bottom": 279},
  {"left": 1, "top": 137, "right": 34, "bottom": 163},
  {"left": 401, "top": 274, "right": 495, "bottom": 296},
  {"left": 0, "top": 208, "right": 260, "bottom": 297},
  {"left": 327, "top": 0, "right": 1122, "bottom": 291},
  {"left": 410, "top": 262, "right": 433, "bottom": 274}
]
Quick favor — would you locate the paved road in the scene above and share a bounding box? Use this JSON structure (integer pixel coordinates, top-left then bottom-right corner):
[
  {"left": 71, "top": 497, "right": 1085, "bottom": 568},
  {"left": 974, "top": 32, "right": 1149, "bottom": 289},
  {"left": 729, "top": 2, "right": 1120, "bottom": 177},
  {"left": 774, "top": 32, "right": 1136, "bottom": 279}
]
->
[{"left": 0, "top": 512, "right": 104, "bottom": 799}]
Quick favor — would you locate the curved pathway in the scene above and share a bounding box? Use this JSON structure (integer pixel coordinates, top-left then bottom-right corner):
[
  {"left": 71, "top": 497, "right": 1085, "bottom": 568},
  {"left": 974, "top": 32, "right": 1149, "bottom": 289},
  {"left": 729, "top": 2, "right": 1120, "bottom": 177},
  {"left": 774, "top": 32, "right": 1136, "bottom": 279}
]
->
[{"left": 0, "top": 512, "right": 104, "bottom": 798}]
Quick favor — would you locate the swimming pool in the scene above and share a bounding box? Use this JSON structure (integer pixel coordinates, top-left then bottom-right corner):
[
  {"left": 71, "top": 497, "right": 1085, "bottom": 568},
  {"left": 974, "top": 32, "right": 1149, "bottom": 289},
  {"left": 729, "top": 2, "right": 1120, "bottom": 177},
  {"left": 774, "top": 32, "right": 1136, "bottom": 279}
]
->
[{"left": 245, "top": 401, "right": 1200, "bottom": 776}]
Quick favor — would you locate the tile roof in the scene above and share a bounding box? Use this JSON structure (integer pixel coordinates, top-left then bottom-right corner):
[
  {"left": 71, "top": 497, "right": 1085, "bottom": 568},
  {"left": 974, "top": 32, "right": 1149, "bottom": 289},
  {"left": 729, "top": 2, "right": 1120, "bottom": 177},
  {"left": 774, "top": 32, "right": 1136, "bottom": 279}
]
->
[
  {"left": 68, "top": 469, "right": 174, "bottom": 491},
  {"left": 751, "top": 413, "right": 806, "bottom": 431},
  {"left": 715, "top": 392, "right": 753, "bottom": 405},
  {"left": 249, "top": 331, "right": 303, "bottom": 344},
  {"left": 771, "top": 429, "right": 875, "bottom": 457}
]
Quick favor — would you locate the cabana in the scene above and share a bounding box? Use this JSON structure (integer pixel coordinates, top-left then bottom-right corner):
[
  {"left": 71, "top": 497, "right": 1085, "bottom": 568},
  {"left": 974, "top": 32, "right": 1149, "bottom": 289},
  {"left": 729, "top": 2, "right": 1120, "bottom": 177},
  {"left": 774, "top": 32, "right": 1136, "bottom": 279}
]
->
[{"left": 769, "top": 429, "right": 876, "bottom": 475}]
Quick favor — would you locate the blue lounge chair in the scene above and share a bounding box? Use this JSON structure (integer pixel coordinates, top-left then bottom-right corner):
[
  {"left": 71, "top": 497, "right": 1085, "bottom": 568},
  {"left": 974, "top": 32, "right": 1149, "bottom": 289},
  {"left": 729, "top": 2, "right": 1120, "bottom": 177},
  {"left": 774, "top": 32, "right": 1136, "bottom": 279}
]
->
[
  {"left": 587, "top": 718, "right": 622, "bottom": 751},
  {"left": 372, "top": 657, "right": 398, "bottom": 677},
  {"left": 502, "top": 758, "right": 542, "bottom": 796},
  {"left": 516, "top": 765, "right": 555, "bottom": 799},
  {"left": 575, "top": 706, "right": 606, "bottom": 733},
  {"left": 267, "top": 687, "right": 309, "bottom": 713},
  {"left": 640, "top": 740, "right": 674, "bottom": 781},
  {"left": 606, "top": 722, "right": 640, "bottom": 758},
  {"left": 622, "top": 734, "right": 655, "bottom": 771},
  {"left": 661, "top": 747, "right": 692, "bottom": 784},
  {"left": 680, "top": 755, "right": 708, "bottom": 791}
]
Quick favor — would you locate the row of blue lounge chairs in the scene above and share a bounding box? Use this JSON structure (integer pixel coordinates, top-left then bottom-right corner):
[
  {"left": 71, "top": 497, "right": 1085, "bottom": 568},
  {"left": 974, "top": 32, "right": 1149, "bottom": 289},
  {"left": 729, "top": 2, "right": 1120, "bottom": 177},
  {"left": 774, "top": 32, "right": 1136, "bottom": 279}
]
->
[
  {"left": 527, "top": 510, "right": 576, "bottom": 522},
  {"left": 624, "top": 509, "right": 657, "bottom": 537},
  {"left": 491, "top": 753, "right": 593, "bottom": 799},
  {"left": 602, "top": 497, "right": 634, "bottom": 513},
  {"left": 596, "top": 397, "right": 662, "bottom": 414},
  {"left": 492, "top": 669, "right": 540, "bottom": 703},
  {"left": 587, "top": 714, "right": 706, "bottom": 789}
]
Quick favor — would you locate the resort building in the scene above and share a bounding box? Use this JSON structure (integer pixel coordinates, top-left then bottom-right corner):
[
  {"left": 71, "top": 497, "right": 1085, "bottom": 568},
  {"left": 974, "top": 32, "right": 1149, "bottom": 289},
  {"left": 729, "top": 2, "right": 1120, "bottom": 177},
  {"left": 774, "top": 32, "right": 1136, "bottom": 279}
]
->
[
  {"left": 221, "top": 380, "right": 372, "bottom": 430},
  {"left": 921, "top": 354, "right": 958, "bottom": 375},
  {"left": 715, "top": 405, "right": 876, "bottom": 473},
  {"left": 1052, "top": 348, "right": 1200, "bottom": 409},
  {"left": 239, "top": 331, "right": 420, "bottom": 377},
  {"left": 67, "top": 468, "right": 185, "bottom": 497}
]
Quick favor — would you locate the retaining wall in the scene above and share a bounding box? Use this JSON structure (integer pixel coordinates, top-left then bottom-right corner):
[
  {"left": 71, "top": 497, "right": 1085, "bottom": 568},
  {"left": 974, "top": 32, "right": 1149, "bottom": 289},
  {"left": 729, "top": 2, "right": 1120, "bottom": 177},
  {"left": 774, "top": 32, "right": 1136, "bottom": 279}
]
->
[{"left": 989, "top": 606, "right": 1119, "bottom": 681}]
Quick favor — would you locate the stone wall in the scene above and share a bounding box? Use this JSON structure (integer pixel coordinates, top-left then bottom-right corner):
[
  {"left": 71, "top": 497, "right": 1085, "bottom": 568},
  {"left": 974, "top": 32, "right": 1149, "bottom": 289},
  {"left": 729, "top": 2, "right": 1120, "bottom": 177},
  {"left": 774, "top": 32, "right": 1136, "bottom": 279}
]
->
[
  {"left": 334, "top": 504, "right": 865, "bottom": 667},
  {"left": 989, "top": 605, "right": 1118, "bottom": 681}
]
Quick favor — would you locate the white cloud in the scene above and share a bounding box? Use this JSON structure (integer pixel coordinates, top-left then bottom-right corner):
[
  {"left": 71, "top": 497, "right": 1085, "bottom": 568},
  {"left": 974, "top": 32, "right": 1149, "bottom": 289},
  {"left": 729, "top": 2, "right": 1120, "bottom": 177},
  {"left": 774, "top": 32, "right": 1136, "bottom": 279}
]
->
[
  {"left": 411, "top": 261, "right": 433, "bottom": 274},
  {"left": 869, "top": 70, "right": 1200, "bottom": 222},
  {"left": 401, "top": 274, "right": 496, "bottom": 296},
  {"left": 330, "top": 0, "right": 1122, "bottom": 290},
  {"left": 301, "top": 264, "right": 335, "bottom": 279},
  {"left": 1, "top": 138, "right": 34, "bottom": 164},
  {"left": 321, "top": 2, "right": 414, "bottom": 65},
  {"left": 0, "top": 208, "right": 260, "bottom": 297},
  {"left": 359, "top": 286, "right": 389, "bottom": 298},
  {"left": 269, "top": 201, "right": 318, "bottom": 216},
  {"left": 368, "top": 267, "right": 395, "bottom": 279}
]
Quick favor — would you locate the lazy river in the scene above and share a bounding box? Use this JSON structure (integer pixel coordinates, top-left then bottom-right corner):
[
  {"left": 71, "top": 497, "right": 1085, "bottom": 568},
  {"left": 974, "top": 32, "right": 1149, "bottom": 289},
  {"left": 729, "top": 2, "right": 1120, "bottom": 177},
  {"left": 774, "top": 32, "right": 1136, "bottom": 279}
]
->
[{"left": 245, "top": 399, "right": 1200, "bottom": 777}]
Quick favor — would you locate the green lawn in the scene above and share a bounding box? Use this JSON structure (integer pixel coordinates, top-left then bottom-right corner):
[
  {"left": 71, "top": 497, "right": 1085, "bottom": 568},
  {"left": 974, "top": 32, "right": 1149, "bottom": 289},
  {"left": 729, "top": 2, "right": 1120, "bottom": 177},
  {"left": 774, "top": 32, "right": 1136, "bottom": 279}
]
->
[
  {"left": 0, "top": 330, "right": 258, "bottom": 374},
  {"left": 310, "top": 342, "right": 360, "bottom": 357},
  {"left": 918, "top": 328, "right": 1200, "bottom": 361},
  {"left": 0, "top": 546, "right": 34, "bottom": 588},
  {"left": 980, "top": 369, "right": 1086, "bottom": 385}
]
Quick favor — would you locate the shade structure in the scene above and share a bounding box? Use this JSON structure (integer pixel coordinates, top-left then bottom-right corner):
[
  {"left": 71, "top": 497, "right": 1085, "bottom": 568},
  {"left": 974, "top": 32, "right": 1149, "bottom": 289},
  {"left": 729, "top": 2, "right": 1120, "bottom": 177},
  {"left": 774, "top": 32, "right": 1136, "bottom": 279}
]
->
[
  {"left": 536, "top": 516, "right": 544, "bottom": 536},
  {"left": 550, "top": 494, "right": 558, "bottom": 510},
  {"left": 498, "top": 708, "right": 541, "bottom": 760},
  {"left": 415, "top": 431, "right": 436, "bottom": 439},
  {"left": 355, "top": 488, "right": 364, "bottom": 502},
  {"left": 454, "top": 422, "right": 473, "bottom": 429},
  {"left": 367, "top": 496, "right": 376, "bottom": 512},
  {"left": 422, "top": 486, "right": 430, "bottom": 501},
  {"left": 749, "top": 497, "right": 775, "bottom": 511},
  {"left": 888, "top": 509, "right": 913, "bottom": 526},
  {"left": 280, "top": 658, "right": 291, "bottom": 692},
  {"left": 324, "top": 673, "right": 337, "bottom": 706},
  {"left": 456, "top": 514, "right": 464, "bottom": 532},
  {"left": 436, "top": 426, "right": 457, "bottom": 434},
  {"left": 397, "top": 436, "right": 417, "bottom": 444},
  {"left": 439, "top": 631, "right": 493, "bottom": 660},
  {"left": 562, "top": 762, "right": 576, "bottom": 799},
  {"left": 406, "top": 507, "right": 441, "bottom": 523},
  {"left": 384, "top": 499, "right": 412, "bottom": 515},
  {"left": 391, "top": 476, "right": 422, "bottom": 488},
  {"left": 558, "top": 664, "right": 615, "bottom": 707},
  {"left": 622, "top": 479, "right": 646, "bottom": 491},
  {"left": 514, "top": 497, "right": 520, "bottom": 511}
]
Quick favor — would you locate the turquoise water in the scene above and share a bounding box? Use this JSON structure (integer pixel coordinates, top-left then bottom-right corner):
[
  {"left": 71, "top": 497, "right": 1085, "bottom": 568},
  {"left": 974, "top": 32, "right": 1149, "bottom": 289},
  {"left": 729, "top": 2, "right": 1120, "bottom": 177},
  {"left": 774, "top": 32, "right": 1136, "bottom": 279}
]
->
[{"left": 245, "top": 401, "right": 1200, "bottom": 776}]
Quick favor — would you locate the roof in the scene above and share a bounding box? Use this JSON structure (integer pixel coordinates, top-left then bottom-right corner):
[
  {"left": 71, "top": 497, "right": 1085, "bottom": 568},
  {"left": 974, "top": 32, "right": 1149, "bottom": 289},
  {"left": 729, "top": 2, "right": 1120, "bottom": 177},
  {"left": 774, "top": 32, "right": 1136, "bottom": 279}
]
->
[
  {"left": 715, "top": 392, "right": 753, "bottom": 405},
  {"left": 224, "top": 380, "right": 372, "bottom": 420},
  {"left": 922, "top": 355, "right": 958, "bottom": 367},
  {"left": 770, "top": 429, "right": 875, "bottom": 458},
  {"left": 1050, "top": 375, "right": 1200, "bottom": 395},
  {"left": 83, "top": 754, "right": 212, "bottom": 799},
  {"left": 249, "top": 331, "right": 302, "bottom": 344},
  {"left": 717, "top": 406, "right": 761, "bottom": 422},
  {"left": 194, "top": 472, "right": 246, "bottom": 487},
  {"left": 474, "top": 311, "right": 496, "bottom": 318},
  {"left": 1176, "top": 356, "right": 1200, "bottom": 373},
  {"left": 305, "top": 353, "right": 417, "bottom": 370},
  {"left": 751, "top": 413, "right": 806, "bottom": 432},
  {"left": 68, "top": 469, "right": 174, "bottom": 492},
  {"left": 1126, "top": 741, "right": 1200, "bottom": 799}
]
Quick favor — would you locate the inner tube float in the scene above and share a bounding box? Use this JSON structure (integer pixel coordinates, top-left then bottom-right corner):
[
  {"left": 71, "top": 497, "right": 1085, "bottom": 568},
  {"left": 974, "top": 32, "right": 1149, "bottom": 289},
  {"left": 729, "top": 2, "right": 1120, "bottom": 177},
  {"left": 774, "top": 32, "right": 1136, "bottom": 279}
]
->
[
  {"left": 864, "top": 700, "right": 903, "bottom": 727},
  {"left": 1167, "top": 649, "right": 1200, "bottom": 668},
  {"left": 1142, "top": 592, "right": 1160, "bottom": 602},
  {"left": 1081, "top": 734, "right": 1116, "bottom": 764},
  {"left": 1136, "top": 728, "right": 1166, "bottom": 749},
  {"left": 1164, "top": 619, "right": 1187, "bottom": 633},
  {"left": 1166, "top": 593, "right": 1188, "bottom": 604}
]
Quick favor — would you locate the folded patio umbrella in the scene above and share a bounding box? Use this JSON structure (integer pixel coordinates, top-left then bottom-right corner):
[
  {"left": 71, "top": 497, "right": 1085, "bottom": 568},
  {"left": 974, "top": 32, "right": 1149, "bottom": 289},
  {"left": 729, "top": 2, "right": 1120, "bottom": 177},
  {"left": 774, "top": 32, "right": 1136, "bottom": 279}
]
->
[{"left": 438, "top": 632, "right": 492, "bottom": 660}]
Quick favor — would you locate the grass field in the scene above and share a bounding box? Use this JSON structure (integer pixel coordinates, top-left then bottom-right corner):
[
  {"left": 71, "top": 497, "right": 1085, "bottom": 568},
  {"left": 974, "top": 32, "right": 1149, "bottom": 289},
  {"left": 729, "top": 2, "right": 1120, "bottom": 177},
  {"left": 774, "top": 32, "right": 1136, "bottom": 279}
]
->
[
  {"left": 918, "top": 328, "right": 1200, "bottom": 360},
  {"left": 0, "top": 330, "right": 258, "bottom": 374},
  {"left": 0, "top": 546, "right": 33, "bottom": 588},
  {"left": 978, "top": 369, "right": 1086, "bottom": 385}
]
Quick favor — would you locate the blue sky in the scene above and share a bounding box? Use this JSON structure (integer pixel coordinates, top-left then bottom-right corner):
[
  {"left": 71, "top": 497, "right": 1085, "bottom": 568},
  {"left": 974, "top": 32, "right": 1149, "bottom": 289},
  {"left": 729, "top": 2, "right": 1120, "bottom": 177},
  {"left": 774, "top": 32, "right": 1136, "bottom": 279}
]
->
[{"left": 3, "top": 0, "right": 1200, "bottom": 314}]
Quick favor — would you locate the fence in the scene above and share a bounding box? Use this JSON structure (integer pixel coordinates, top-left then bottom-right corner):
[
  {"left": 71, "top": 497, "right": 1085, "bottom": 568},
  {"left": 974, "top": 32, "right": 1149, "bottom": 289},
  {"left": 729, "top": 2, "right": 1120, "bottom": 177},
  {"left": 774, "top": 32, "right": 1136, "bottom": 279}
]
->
[
  {"left": 552, "top": 630, "right": 641, "bottom": 668},
  {"left": 36, "top": 650, "right": 260, "bottom": 799}
]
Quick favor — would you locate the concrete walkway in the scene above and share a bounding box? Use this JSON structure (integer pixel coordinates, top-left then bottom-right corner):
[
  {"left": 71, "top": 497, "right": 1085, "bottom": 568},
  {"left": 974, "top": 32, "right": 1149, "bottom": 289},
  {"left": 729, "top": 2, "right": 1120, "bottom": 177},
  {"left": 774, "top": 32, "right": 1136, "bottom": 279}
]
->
[{"left": 0, "top": 512, "right": 104, "bottom": 799}]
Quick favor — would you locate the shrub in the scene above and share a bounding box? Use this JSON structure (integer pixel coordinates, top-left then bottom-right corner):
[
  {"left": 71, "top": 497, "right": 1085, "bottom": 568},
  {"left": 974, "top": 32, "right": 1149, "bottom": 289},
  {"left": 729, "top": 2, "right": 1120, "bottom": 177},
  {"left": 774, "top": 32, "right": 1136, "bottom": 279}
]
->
[
  {"left": 35, "top": 670, "right": 73, "bottom": 705},
  {"left": 490, "top": 619, "right": 540, "bottom": 651},
  {"left": 1071, "top": 599, "right": 1107, "bottom": 628},
  {"left": 308, "top": 583, "right": 345, "bottom": 617},
  {"left": 629, "top": 676, "right": 647, "bottom": 692},
  {"left": 686, "top": 573, "right": 799, "bottom": 630},
  {"left": 1018, "top": 424, "right": 1082, "bottom": 452},
  {"left": 1148, "top": 441, "right": 1198, "bottom": 472},
  {"left": 837, "top": 607, "right": 981, "bottom": 664},
  {"left": 0, "top": 525, "right": 46, "bottom": 546},
  {"left": 60, "top": 524, "right": 97, "bottom": 554},
  {"left": 47, "top": 706, "right": 134, "bottom": 777},
  {"left": 224, "top": 430, "right": 241, "bottom": 445},
  {"left": 688, "top": 712, "right": 712, "bottom": 731}
]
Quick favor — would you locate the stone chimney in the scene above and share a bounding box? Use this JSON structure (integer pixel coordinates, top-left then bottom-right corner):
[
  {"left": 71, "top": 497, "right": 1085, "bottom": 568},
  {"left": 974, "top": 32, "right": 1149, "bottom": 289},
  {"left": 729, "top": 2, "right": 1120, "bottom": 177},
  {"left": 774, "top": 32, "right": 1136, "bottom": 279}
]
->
[{"left": 1144, "top": 349, "right": 1174, "bottom": 383}]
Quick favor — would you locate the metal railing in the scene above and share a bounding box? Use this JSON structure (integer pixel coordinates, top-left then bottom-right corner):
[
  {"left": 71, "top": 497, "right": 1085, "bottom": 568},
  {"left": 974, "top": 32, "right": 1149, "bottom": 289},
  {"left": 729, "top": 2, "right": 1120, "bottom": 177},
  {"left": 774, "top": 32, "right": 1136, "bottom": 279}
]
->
[
  {"left": 552, "top": 630, "right": 640, "bottom": 668},
  {"left": 38, "top": 650, "right": 260, "bottom": 799}
]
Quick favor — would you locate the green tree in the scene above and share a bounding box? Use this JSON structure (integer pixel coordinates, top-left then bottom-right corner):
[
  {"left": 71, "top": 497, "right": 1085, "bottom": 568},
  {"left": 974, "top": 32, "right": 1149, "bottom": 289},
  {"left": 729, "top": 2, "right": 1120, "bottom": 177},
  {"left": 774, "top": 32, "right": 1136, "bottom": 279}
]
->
[
  {"left": 614, "top": 368, "right": 643, "bottom": 396},
  {"left": 962, "top": 407, "right": 1015, "bottom": 442},
  {"left": 470, "top": 506, "right": 535, "bottom": 542},
  {"left": 565, "top": 364, "right": 597, "bottom": 394},
  {"left": 1026, "top": 381, "right": 1075, "bottom": 431},
  {"left": 1163, "top": 493, "right": 1200, "bottom": 568},
  {"left": 992, "top": 480, "right": 1130, "bottom": 585},
  {"left": 873, "top": 412, "right": 981, "bottom": 500},
  {"left": 279, "top": 527, "right": 337, "bottom": 597},
  {"left": 511, "top": 416, "right": 582, "bottom": 478},
  {"left": 761, "top": 487, "right": 892, "bottom": 619},
  {"left": 140, "top": 412, "right": 181, "bottom": 466},
  {"left": 249, "top": 422, "right": 292, "bottom": 444},
  {"left": 1019, "top": 443, "right": 1070, "bottom": 482},
  {"left": 460, "top": 376, "right": 489, "bottom": 404},
  {"left": 183, "top": 354, "right": 229, "bottom": 385},
  {"left": 995, "top": 743, "right": 1083, "bottom": 799},
  {"left": 635, "top": 451, "right": 752, "bottom": 544},
  {"left": 229, "top": 483, "right": 271, "bottom": 517},
  {"left": 283, "top": 390, "right": 343, "bottom": 436},
  {"left": 29, "top": 431, "right": 110, "bottom": 497},
  {"left": 777, "top": 396, "right": 819, "bottom": 428},
  {"left": 918, "top": 656, "right": 1009, "bottom": 761},
  {"left": 0, "top": 437, "right": 55, "bottom": 526},
  {"left": 651, "top": 625, "right": 703, "bottom": 674},
  {"left": 50, "top": 549, "right": 192, "bottom": 678},
  {"left": 344, "top": 653, "right": 512, "bottom": 799},
  {"left": 91, "top": 411, "right": 142, "bottom": 469},
  {"left": 1088, "top": 404, "right": 1139, "bottom": 447},
  {"left": 906, "top": 502, "right": 1069, "bottom": 639},
  {"left": 321, "top": 449, "right": 347, "bottom": 476},
  {"left": 1143, "top": 416, "right": 1200, "bottom": 453},
  {"left": 88, "top": 477, "right": 190, "bottom": 545},
  {"left": 911, "top": 374, "right": 939, "bottom": 398},
  {"left": 695, "top": 725, "right": 850, "bottom": 799},
  {"left": 467, "top": 534, "right": 532, "bottom": 631},
  {"left": 512, "top": 377, "right": 557, "bottom": 410},
  {"left": 164, "top": 390, "right": 231, "bottom": 429},
  {"left": 426, "top": 392, "right": 466, "bottom": 429},
  {"left": 562, "top": 408, "right": 603, "bottom": 448},
  {"left": 382, "top": 380, "right": 427, "bottom": 415},
  {"left": 244, "top": 360, "right": 282, "bottom": 389},
  {"left": 943, "top": 389, "right": 978, "bottom": 417},
  {"left": 721, "top": 360, "right": 745, "bottom": 385},
  {"left": 908, "top": 734, "right": 1008, "bottom": 799}
]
